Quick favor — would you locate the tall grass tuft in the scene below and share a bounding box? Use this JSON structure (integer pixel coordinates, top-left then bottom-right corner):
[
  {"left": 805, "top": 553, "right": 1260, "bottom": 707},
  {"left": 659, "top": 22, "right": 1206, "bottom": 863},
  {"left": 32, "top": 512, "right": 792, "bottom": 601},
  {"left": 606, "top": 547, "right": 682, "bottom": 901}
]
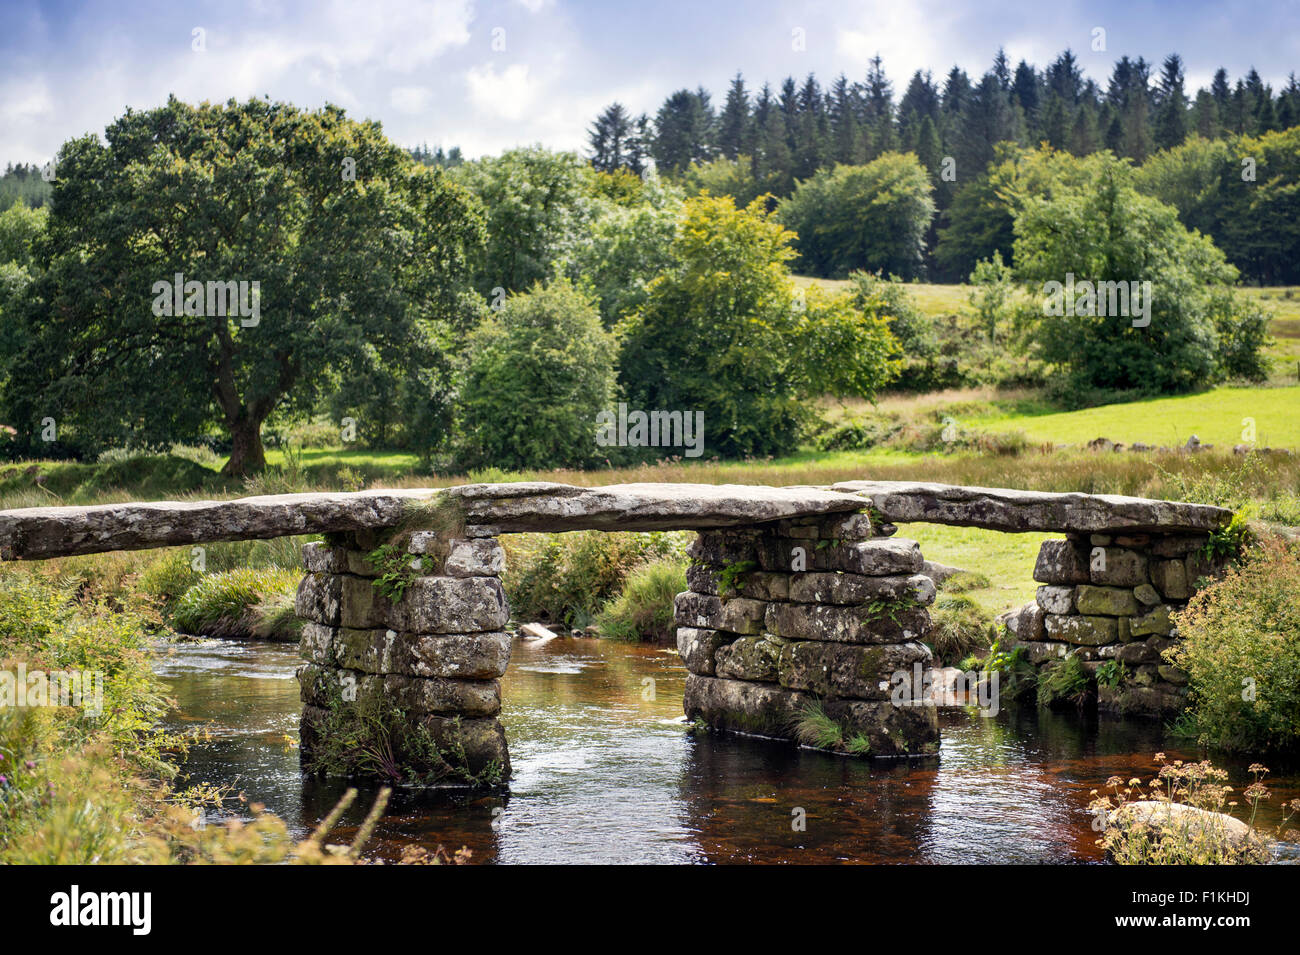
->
[
  {"left": 594, "top": 557, "right": 687, "bottom": 642},
  {"left": 171, "top": 567, "right": 301, "bottom": 639}
]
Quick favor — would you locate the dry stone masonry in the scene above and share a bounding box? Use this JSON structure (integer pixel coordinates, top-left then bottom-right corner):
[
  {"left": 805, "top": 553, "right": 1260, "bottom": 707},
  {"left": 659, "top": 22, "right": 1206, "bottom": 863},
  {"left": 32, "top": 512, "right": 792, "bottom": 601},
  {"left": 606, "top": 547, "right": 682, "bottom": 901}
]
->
[
  {"left": 295, "top": 528, "right": 513, "bottom": 784},
  {"left": 0, "top": 479, "right": 1235, "bottom": 786},
  {"left": 677, "top": 512, "right": 941, "bottom": 757},
  {"left": 1000, "top": 531, "right": 1227, "bottom": 715}
]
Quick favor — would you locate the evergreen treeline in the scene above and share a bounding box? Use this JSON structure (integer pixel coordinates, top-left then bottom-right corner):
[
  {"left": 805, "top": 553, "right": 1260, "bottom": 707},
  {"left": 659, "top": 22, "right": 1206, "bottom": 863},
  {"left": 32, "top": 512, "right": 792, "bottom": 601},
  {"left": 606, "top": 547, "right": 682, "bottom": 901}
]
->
[
  {"left": 590, "top": 49, "right": 1300, "bottom": 281},
  {"left": 0, "top": 163, "right": 53, "bottom": 211}
]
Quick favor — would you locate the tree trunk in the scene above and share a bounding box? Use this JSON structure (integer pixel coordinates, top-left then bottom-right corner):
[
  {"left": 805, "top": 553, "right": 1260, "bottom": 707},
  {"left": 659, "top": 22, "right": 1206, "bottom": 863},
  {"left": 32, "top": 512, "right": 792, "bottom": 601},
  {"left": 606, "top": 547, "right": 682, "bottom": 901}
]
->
[{"left": 222, "top": 416, "right": 267, "bottom": 476}]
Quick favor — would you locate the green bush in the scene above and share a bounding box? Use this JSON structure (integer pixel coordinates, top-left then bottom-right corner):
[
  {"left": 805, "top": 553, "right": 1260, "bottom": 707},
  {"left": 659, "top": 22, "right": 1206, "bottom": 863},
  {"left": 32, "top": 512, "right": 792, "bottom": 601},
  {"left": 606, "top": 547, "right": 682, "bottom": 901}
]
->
[
  {"left": 138, "top": 550, "right": 203, "bottom": 603},
  {"left": 814, "top": 416, "right": 902, "bottom": 452},
  {"left": 594, "top": 557, "right": 687, "bottom": 642},
  {"left": 172, "top": 567, "right": 301, "bottom": 638},
  {"left": 503, "top": 531, "right": 690, "bottom": 629},
  {"left": 457, "top": 280, "right": 617, "bottom": 471},
  {"left": 1037, "top": 652, "right": 1091, "bottom": 708},
  {"left": 1169, "top": 537, "right": 1300, "bottom": 752}
]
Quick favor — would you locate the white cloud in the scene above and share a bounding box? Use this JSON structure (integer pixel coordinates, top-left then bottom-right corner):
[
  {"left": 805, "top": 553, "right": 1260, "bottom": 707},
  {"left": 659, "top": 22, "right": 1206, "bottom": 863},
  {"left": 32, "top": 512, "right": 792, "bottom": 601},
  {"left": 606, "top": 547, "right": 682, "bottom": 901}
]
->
[
  {"left": 465, "top": 62, "right": 537, "bottom": 121},
  {"left": 390, "top": 85, "right": 433, "bottom": 114},
  {"left": 0, "top": 77, "right": 54, "bottom": 126}
]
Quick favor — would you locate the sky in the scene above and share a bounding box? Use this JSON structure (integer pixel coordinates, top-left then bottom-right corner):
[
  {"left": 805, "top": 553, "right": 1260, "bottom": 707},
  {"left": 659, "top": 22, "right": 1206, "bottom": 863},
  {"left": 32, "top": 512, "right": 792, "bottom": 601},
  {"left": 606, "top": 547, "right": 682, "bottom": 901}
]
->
[{"left": 2, "top": 0, "right": 1298, "bottom": 165}]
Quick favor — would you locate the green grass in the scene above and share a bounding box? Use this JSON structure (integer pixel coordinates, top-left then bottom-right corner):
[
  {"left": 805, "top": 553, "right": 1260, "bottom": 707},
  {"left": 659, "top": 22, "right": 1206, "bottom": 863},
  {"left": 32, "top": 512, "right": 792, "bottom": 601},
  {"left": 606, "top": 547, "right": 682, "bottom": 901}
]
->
[
  {"left": 972, "top": 385, "right": 1300, "bottom": 449},
  {"left": 171, "top": 566, "right": 302, "bottom": 639},
  {"left": 906, "top": 522, "right": 1051, "bottom": 613},
  {"left": 593, "top": 556, "right": 688, "bottom": 641}
]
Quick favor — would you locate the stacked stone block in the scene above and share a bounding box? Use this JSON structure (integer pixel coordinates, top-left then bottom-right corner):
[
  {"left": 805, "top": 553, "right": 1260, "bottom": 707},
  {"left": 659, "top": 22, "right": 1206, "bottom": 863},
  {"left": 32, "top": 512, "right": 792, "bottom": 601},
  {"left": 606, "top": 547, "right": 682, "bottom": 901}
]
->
[
  {"left": 678, "top": 513, "right": 940, "bottom": 757},
  {"left": 295, "top": 529, "right": 513, "bottom": 783},
  {"left": 1002, "top": 532, "right": 1225, "bottom": 715}
]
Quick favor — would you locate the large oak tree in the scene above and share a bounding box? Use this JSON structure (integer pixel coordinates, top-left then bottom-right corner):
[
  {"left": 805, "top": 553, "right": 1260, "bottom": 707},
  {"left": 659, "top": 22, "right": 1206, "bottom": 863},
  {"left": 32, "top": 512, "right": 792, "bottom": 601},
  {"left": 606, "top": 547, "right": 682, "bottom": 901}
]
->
[{"left": 5, "top": 97, "right": 483, "bottom": 474}]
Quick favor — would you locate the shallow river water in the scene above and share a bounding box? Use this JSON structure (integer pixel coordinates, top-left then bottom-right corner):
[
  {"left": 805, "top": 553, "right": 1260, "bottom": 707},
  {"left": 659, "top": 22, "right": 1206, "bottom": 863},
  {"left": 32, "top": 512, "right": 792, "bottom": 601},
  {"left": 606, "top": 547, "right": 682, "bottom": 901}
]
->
[{"left": 155, "top": 635, "right": 1300, "bottom": 864}]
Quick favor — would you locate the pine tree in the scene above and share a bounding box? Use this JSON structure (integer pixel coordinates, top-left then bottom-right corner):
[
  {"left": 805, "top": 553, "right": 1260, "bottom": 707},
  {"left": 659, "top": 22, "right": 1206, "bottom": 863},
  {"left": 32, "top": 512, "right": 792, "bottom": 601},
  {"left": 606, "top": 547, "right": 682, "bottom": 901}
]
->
[
  {"left": 651, "top": 89, "right": 715, "bottom": 174},
  {"left": 752, "top": 83, "right": 794, "bottom": 196},
  {"left": 1246, "top": 69, "right": 1276, "bottom": 132},
  {"left": 829, "top": 74, "right": 862, "bottom": 164},
  {"left": 718, "top": 73, "right": 752, "bottom": 160},
  {"left": 792, "top": 74, "right": 829, "bottom": 180},
  {"left": 992, "top": 48, "right": 1012, "bottom": 91},
  {"left": 1012, "top": 60, "right": 1041, "bottom": 136},
  {"left": 864, "top": 55, "right": 895, "bottom": 157},
  {"left": 1070, "top": 100, "right": 1100, "bottom": 155},
  {"left": 588, "top": 102, "right": 635, "bottom": 172},
  {"left": 1041, "top": 93, "right": 1071, "bottom": 149},
  {"left": 1154, "top": 55, "right": 1189, "bottom": 151},
  {"left": 1045, "top": 50, "right": 1083, "bottom": 104},
  {"left": 914, "top": 114, "right": 942, "bottom": 176}
]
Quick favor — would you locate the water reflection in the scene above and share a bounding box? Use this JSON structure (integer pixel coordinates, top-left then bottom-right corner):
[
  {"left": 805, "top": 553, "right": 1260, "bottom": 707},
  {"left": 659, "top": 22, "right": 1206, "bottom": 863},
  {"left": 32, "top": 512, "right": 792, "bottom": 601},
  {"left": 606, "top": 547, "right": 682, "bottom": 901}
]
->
[{"left": 156, "top": 636, "right": 1300, "bottom": 865}]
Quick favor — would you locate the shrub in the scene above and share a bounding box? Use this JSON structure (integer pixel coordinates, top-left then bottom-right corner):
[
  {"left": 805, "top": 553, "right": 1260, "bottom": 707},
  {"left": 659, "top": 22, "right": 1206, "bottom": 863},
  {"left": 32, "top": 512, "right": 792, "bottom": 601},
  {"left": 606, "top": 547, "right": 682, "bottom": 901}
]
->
[
  {"left": 1015, "top": 151, "right": 1268, "bottom": 394},
  {"left": 1169, "top": 537, "right": 1300, "bottom": 752},
  {"left": 594, "top": 557, "right": 687, "bottom": 642},
  {"left": 848, "top": 272, "right": 937, "bottom": 361},
  {"left": 503, "top": 531, "right": 691, "bottom": 629},
  {"left": 457, "top": 280, "right": 617, "bottom": 471},
  {"left": 814, "top": 416, "right": 902, "bottom": 452},
  {"left": 171, "top": 567, "right": 301, "bottom": 638},
  {"left": 138, "top": 550, "right": 202, "bottom": 604},
  {"left": 793, "top": 702, "right": 872, "bottom": 755}
]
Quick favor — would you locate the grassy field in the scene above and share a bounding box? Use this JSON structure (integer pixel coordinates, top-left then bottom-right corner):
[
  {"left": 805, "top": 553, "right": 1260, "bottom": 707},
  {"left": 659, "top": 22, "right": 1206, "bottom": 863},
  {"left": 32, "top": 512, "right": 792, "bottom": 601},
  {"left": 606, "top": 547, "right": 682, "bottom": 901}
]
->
[{"left": 974, "top": 385, "right": 1300, "bottom": 448}]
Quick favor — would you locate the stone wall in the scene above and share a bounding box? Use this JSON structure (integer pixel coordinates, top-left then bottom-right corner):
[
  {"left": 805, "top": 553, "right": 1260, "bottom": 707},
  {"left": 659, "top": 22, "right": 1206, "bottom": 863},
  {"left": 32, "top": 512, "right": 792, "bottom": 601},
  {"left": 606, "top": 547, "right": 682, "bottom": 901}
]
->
[
  {"left": 1001, "top": 532, "right": 1226, "bottom": 715},
  {"left": 294, "top": 529, "right": 513, "bottom": 785},
  {"left": 677, "top": 514, "right": 940, "bottom": 757}
]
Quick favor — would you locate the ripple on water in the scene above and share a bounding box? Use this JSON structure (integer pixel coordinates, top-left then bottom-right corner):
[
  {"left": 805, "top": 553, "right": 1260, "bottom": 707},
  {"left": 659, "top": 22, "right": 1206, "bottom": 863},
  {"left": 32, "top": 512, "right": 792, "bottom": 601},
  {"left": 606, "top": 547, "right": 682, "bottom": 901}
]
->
[{"left": 155, "top": 635, "right": 1300, "bottom": 865}]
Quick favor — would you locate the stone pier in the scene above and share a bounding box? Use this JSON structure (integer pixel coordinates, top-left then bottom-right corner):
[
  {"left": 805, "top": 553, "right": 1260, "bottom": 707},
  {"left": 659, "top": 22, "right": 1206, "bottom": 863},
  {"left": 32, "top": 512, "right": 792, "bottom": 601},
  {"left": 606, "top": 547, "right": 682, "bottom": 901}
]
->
[
  {"left": 294, "top": 529, "right": 514, "bottom": 785},
  {"left": 1001, "top": 531, "right": 1228, "bottom": 715},
  {"left": 677, "top": 513, "right": 941, "bottom": 757}
]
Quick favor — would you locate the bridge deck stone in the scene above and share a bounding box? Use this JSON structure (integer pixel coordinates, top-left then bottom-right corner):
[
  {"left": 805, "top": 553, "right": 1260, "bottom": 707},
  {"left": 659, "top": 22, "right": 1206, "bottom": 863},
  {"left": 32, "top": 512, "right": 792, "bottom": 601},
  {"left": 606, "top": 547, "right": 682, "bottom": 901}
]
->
[
  {"left": 0, "top": 478, "right": 1231, "bottom": 560},
  {"left": 831, "top": 480, "right": 1229, "bottom": 534},
  {"left": 0, "top": 482, "right": 866, "bottom": 560}
]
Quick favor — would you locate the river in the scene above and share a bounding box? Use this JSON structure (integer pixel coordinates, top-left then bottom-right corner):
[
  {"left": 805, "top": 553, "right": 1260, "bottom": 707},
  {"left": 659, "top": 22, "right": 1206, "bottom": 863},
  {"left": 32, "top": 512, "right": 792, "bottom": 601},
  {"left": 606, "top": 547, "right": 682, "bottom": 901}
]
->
[{"left": 154, "top": 635, "right": 1300, "bottom": 864}]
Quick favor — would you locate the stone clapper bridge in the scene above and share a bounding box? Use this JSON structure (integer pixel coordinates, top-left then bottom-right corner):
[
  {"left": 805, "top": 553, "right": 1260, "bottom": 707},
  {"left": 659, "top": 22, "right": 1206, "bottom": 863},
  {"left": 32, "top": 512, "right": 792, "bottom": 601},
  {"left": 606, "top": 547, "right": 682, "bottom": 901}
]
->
[{"left": 0, "top": 481, "right": 1230, "bottom": 786}]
